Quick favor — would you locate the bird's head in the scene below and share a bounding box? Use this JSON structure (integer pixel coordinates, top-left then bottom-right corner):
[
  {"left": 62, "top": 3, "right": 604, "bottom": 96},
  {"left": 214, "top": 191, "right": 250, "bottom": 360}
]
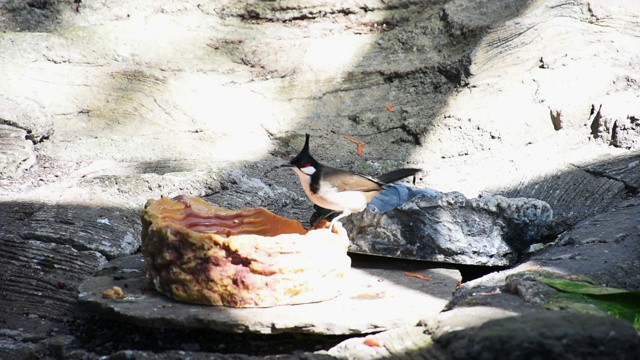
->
[{"left": 288, "top": 133, "right": 319, "bottom": 176}]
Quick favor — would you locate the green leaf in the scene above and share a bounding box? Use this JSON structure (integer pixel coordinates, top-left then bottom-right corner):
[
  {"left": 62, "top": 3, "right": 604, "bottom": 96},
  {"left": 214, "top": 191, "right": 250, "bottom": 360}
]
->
[
  {"left": 538, "top": 278, "right": 628, "bottom": 295},
  {"left": 538, "top": 277, "right": 640, "bottom": 332}
]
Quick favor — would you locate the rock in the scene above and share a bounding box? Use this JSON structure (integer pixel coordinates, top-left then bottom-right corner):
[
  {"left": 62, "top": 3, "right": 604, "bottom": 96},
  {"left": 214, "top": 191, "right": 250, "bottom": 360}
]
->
[
  {"left": 502, "top": 271, "right": 561, "bottom": 305},
  {"left": 0, "top": 202, "right": 140, "bottom": 259},
  {"left": 344, "top": 190, "right": 553, "bottom": 266},
  {"left": 0, "top": 97, "right": 53, "bottom": 143},
  {"left": 442, "top": 195, "right": 640, "bottom": 321},
  {"left": 421, "top": 143, "right": 636, "bottom": 235},
  {"left": 429, "top": 306, "right": 519, "bottom": 341},
  {"left": 0, "top": 124, "right": 36, "bottom": 179},
  {"left": 78, "top": 253, "right": 460, "bottom": 335},
  {"left": 208, "top": 170, "right": 305, "bottom": 218},
  {"left": 0, "top": 334, "right": 38, "bottom": 360},
  {"left": 581, "top": 149, "right": 640, "bottom": 192},
  {"left": 589, "top": 94, "right": 640, "bottom": 149},
  {"left": 444, "top": 0, "right": 531, "bottom": 31},
  {"left": 91, "top": 350, "right": 314, "bottom": 360},
  {"left": 34, "top": 335, "right": 77, "bottom": 360},
  {"left": 0, "top": 0, "right": 639, "bottom": 358},
  {"left": 530, "top": 195, "right": 640, "bottom": 290},
  {"left": 444, "top": 266, "right": 544, "bottom": 313},
  {"left": 0, "top": 235, "right": 106, "bottom": 359},
  {"left": 322, "top": 326, "right": 439, "bottom": 359},
  {"left": 435, "top": 311, "right": 640, "bottom": 360}
]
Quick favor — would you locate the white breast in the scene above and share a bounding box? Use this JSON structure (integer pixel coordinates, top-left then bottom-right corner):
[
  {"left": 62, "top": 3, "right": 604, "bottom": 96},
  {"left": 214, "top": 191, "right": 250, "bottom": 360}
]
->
[{"left": 292, "top": 168, "right": 368, "bottom": 212}]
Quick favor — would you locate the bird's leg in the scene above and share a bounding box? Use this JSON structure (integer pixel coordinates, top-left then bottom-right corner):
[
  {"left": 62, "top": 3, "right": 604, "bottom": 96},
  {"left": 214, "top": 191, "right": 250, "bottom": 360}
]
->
[{"left": 329, "top": 209, "right": 351, "bottom": 232}]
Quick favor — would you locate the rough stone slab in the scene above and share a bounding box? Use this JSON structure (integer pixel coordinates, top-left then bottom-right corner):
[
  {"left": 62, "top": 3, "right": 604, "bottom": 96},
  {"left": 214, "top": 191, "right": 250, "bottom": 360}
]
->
[
  {"left": 78, "top": 254, "right": 461, "bottom": 335},
  {"left": 0, "top": 335, "right": 38, "bottom": 360},
  {"left": 421, "top": 141, "right": 633, "bottom": 234},
  {"left": 0, "top": 97, "right": 53, "bottom": 143},
  {"left": 588, "top": 94, "right": 640, "bottom": 149},
  {"left": 344, "top": 191, "right": 552, "bottom": 266},
  {"left": 530, "top": 195, "right": 640, "bottom": 290},
  {"left": 429, "top": 306, "right": 519, "bottom": 341},
  {"left": 0, "top": 234, "right": 106, "bottom": 354},
  {"left": 0, "top": 0, "right": 637, "bottom": 358},
  {"left": 444, "top": 195, "right": 640, "bottom": 315},
  {"left": 88, "top": 350, "right": 331, "bottom": 360},
  {"left": 0, "top": 124, "right": 35, "bottom": 179},
  {"left": 434, "top": 311, "right": 640, "bottom": 359},
  {"left": 444, "top": 0, "right": 531, "bottom": 30},
  {"left": 0, "top": 202, "right": 140, "bottom": 259},
  {"left": 323, "top": 326, "right": 440, "bottom": 360},
  {"left": 580, "top": 149, "right": 640, "bottom": 191}
]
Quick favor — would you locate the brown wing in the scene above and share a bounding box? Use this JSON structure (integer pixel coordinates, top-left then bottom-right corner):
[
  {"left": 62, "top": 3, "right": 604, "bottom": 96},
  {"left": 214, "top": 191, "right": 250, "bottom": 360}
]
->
[{"left": 320, "top": 166, "right": 383, "bottom": 192}]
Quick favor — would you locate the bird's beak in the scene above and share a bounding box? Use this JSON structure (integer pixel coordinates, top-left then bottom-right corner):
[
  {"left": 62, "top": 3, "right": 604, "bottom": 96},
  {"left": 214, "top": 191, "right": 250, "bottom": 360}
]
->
[{"left": 280, "top": 162, "right": 293, "bottom": 168}]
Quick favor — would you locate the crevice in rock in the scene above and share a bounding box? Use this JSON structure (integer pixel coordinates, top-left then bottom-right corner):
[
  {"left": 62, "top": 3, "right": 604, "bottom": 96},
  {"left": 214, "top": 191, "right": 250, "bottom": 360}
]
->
[
  {"left": 348, "top": 125, "right": 422, "bottom": 145},
  {"left": 232, "top": 1, "right": 433, "bottom": 23},
  {"left": 456, "top": 264, "right": 509, "bottom": 283},
  {"left": 18, "top": 232, "right": 101, "bottom": 257},
  {"left": 436, "top": 55, "right": 472, "bottom": 87},
  {"left": 71, "top": 315, "right": 350, "bottom": 357},
  {"left": 0, "top": 118, "right": 51, "bottom": 145},
  {"left": 580, "top": 167, "right": 639, "bottom": 196},
  {"left": 29, "top": 131, "right": 50, "bottom": 145},
  {"left": 380, "top": 57, "right": 472, "bottom": 89},
  {"left": 26, "top": 0, "right": 52, "bottom": 11},
  {"left": 0, "top": 118, "right": 30, "bottom": 134}
]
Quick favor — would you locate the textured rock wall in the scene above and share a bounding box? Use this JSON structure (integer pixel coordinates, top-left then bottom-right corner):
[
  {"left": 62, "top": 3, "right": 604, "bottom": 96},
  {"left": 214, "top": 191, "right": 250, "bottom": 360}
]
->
[{"left": 1, "top": 0, "right": 639, "bottom": 358}]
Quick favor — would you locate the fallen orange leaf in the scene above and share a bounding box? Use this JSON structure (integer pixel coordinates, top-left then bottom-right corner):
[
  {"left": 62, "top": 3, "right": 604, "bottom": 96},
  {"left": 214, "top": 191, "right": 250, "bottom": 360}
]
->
[
  {"left": 385, "top": 103, "right": 394, "bottom": 112},
  {"left": 404, "top": 272, "right": 430, "bottom": 281},
  {"left": 343, "top": 135, "right": 366, "bottom": 156},
  {"left": 364, "top": 336, "right": 382, "bottom": 347}
]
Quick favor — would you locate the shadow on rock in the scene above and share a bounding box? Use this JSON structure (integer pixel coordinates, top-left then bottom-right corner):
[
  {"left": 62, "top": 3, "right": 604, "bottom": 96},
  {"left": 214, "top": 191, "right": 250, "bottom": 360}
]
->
[{"left": 434, "top": 310, "right": 640, "bottom": 360}]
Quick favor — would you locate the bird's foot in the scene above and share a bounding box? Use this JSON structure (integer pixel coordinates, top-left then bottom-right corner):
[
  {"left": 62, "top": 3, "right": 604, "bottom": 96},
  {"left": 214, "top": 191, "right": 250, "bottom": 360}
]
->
[
  {"left": 327, "top": 210, "right": 350, "bottom": 233},
  {"left": 328, "top": 218, "right": 341, "bottom": 233}
]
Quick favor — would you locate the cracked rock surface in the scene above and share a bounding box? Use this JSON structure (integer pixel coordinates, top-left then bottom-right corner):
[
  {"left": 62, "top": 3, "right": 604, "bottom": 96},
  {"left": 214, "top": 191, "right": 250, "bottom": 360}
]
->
[
  {"left": 345, "top": 191, "right": 553, "bottom": 266},
  {"left": 1, "top": 0, "right": 640, "bottom": 359}
]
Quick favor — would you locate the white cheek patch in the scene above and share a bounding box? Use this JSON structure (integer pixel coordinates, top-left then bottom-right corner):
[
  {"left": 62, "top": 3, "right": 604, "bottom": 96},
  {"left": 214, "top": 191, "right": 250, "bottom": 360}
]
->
[{"left": 301, "top": 166, "right": 316, "bottom": 175}]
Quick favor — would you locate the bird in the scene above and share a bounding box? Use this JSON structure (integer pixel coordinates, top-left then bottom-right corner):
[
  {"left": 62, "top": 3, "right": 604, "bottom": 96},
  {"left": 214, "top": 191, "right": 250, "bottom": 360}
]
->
[{"left": 286, "top": 133, "right": 421, "bottom": 230}]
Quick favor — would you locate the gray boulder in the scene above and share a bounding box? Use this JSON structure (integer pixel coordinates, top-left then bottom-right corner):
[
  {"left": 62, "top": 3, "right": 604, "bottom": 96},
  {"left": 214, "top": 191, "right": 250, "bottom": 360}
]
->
[
  {"left": 435, "top": 311, "right": 640, "bottom": 360},
  {"left": 343, "top": 187, "right": 553, "bottom": 266}
]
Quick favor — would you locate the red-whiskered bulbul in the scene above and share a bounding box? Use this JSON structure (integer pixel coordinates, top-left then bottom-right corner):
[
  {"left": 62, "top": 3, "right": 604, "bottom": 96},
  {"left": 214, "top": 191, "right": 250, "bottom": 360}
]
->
[{"left": 286, "top": 133, "right": 421, "bottom": 229}]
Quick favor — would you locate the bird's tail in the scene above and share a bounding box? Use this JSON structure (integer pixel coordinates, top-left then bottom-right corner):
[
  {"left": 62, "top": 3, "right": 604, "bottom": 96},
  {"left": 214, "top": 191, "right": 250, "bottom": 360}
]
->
[{"left": 376, "top": 168, "right": 421, "bottom": 184}]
